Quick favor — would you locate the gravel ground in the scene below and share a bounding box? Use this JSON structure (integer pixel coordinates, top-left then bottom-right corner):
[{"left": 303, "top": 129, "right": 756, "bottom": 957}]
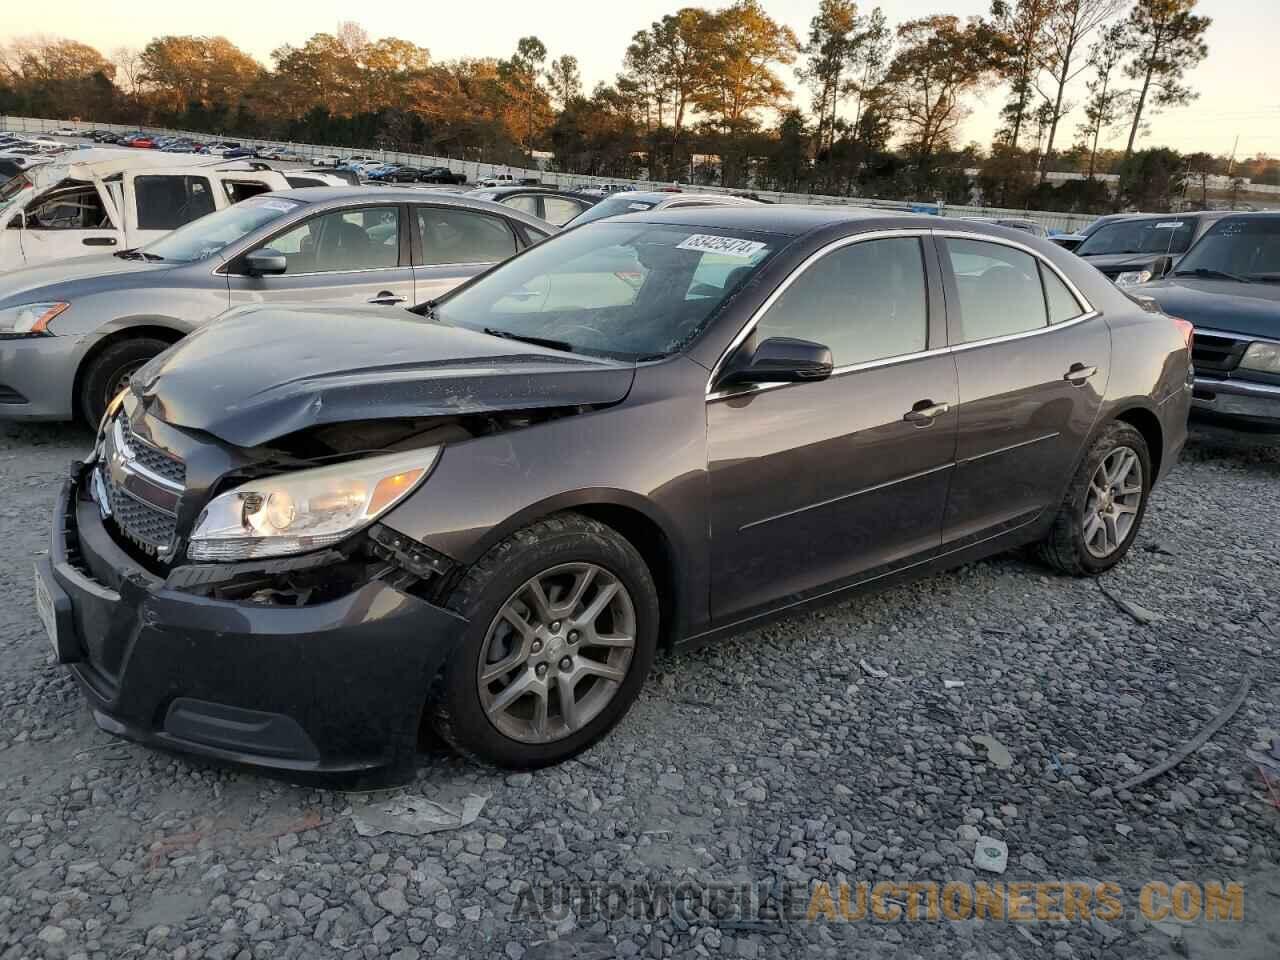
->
[{"left": 1, "top": 421, "right": 1277, "bottom": 960}]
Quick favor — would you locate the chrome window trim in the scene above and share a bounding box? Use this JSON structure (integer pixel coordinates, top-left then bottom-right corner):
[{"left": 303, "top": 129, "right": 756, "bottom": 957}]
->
[
  {"left": 228, "top": 264, "right": 408, "bottom": 280},
  {"left": 706, "top": 227, "right": 1100, "bottom": 401},
  {"left": 213, "top": 202, "right": 403, "bottom": 278},
  {"left": 935, "top": 229, "right": 1098, "bottom": 345}
]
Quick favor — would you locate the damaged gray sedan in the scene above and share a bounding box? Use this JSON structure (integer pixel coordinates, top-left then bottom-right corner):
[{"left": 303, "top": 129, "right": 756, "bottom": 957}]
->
[{"left": 38, "top": 207, "right": 1191, "bottom": 781}]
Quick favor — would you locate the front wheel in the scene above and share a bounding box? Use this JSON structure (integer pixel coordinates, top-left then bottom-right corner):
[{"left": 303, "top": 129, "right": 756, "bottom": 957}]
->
[
  {"left": 432, "top": 513, "right": 659, "bottom": 768},
  {"left": 78, "top": 337, "right": 171, "bottom": 425},
  {"left": 1036, "top": 420, "right": 1152, "bottom": 576}
]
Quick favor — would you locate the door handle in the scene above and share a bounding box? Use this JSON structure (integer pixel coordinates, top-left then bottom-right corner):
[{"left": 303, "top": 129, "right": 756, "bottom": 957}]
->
[
  {"left": 368, "top": 291, "right": 406, "bottom": 305},
  {"left": 903, "top": 400, "right": 950, "bottom": 426},
  {"left": 1064, "top": 363, "right": 1098, "bottom": 385},
  {"left": 83, "top": 237, "right": 117, "bottom": 246}
]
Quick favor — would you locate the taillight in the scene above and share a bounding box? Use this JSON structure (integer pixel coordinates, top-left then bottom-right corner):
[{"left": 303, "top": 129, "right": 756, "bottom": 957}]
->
[{"left": 1172, "top": 317, "right": 1194, "bottom": 350}]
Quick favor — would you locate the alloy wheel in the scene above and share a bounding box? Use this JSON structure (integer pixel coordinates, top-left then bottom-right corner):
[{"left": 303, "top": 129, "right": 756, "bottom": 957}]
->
[
  {"left": 477, "top": 562, "right": 637, "bottom": 744},
  {"left": 1083, "top": 445, "right": 1143, "bottom": 559}
]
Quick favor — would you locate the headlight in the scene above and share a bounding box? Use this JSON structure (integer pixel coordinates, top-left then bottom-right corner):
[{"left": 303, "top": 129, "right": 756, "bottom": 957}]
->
[
  {"left": 0, "top": 301, "right": 68, "bottom": 338},
  {"left": 188, "top": 447, "right": 440, "bottom": 561},
  {"left": 1114, "top": 271, "right": 1153, "bottom": 287},
  {"left": 1241, "top": 341, "right": 1280, "bottom": 374}
]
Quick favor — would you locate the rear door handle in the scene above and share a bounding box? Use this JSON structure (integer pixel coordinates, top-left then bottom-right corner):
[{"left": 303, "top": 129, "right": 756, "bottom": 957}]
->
[
  {"left": 1064, "top": 363, "right": 1098, "bottom": 385},
  {"left": 903, "top": 400, "right": 950, "bottom": 426},
  {"left": 83, "top": 237, "right": 117, "bottom": 246},
  {"left": 368, "top": 291, "right": 406, "bottom": 305}
]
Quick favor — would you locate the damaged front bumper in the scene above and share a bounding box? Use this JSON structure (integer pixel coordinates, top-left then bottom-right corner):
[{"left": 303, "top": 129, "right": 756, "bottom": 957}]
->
[{"left": 43, "top": 465, "right": 468, "bottom": 783}]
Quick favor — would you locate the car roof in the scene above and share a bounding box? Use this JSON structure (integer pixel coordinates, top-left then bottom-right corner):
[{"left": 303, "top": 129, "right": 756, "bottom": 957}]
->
[
  {"left": 261, "top": 185, "right": 555, "bottom": 231},
  {"left": 609, "top": 203, "right": 892, "bottom": 237},
  {"left": 470, "top": 186, "right": 591, "bottom": 198}
]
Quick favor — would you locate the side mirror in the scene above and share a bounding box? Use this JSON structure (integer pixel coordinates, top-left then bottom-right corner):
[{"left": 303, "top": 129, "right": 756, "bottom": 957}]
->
[
  {"left": 721, "top": 336, "right": 834, "bottom": 388},
  {"left": 243, "top": 247, "right": 287, "bottom": 277},
  {"left": 1152, "top": 254, "right": 1175, "bottom": 278}
]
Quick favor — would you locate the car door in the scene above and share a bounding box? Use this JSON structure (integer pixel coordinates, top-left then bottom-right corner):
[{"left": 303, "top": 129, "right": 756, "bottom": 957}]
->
[
  {"left": 706, "top": 232, "right": 959, "bottom": 624},
  {"left": 14, "top": 182, "right": 121, "bottom": 264},
  {"left": 226, "top": 203, "right": 415, "bottom": 308},
  {"left": 412, "top": 205, "right": 521, "bottom": 302},
  {"left": 936, "top": 233, "right": 1108, "bottom": 548}
]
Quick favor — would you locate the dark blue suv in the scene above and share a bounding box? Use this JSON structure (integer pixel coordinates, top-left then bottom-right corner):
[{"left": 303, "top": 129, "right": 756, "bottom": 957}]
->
[{"left": 1138, "top": 213, "right": 1280, "bottom": 434}]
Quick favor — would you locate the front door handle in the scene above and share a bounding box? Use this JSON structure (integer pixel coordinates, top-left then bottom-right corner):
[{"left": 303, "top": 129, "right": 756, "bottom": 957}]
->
[
  {"left": 368, "top": 290, "right": 406, "bottom": 305},
  {"left": 83, "top": 237, "right": 117, "bottom": 246},
  {"left": 1064, "top": 363, "right": 1098, "bottom": 385},
  {"left": 903, "top": 400, "right": 950, "bottom": 426}
]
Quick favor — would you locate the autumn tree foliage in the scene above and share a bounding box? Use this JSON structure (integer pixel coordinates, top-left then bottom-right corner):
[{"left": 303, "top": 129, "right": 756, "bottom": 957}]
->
[{"left": 0, "top": 1, "right": 1222, "bottom": 205}]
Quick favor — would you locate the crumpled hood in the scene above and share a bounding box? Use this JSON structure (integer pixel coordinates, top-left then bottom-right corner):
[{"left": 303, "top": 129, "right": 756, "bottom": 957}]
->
[
  {"left": 1139, "top": 276, "right": 1280, "bottom": 340},
  {"left": 132, "top": 304, "right": 637, "bottom": 448},
  {"left": 0, "top": 252, "right": 168, "bottom": 304}
]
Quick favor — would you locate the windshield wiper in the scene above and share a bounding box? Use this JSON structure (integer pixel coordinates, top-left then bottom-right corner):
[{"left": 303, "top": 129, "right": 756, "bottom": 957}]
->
[
  {"left": 113, "top": 249, "right": 165, "bottom": 262},
  {"left": 1172, "top": 267, "right": 1250, "bottom": 283},
  {"left": 483, "top": 327, "right": 574, "bottom": 353}
]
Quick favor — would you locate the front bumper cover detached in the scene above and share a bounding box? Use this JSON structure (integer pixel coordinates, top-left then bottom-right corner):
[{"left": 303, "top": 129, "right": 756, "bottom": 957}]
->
[{"left": 46, "top": 465, "right": 468, "bottom": 783}]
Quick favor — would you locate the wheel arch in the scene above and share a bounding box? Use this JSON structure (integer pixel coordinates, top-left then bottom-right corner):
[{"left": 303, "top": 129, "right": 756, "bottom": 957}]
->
[
  {"left": 446, "top": 489, "right": 688, "bottom": 649},
  {"left": 72, "top": 322, "right": 186, "bottom": 421},
  {"left": 1111, "top": 404, "right": 1165, "bottom": 483}
]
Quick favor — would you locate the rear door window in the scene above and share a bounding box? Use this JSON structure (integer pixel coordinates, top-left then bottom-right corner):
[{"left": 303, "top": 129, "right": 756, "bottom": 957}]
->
[
  {"left": 543, "top": 196, "right": 588, "bottom": 226},
  {"left": 1040, "top": 264, "right": 1086, "bottom": 324},
  {"left": 500, "top": 194, "right": 540, "bottom": 217},
  {"left": 417, "top": 207, "right": 518, "bottom": 265},
  {"left": 944, "top": 239, "right": 1048, "bottom": 343},
  {"left": 135, "top": 176, "right": 215, "bottom": 230}
]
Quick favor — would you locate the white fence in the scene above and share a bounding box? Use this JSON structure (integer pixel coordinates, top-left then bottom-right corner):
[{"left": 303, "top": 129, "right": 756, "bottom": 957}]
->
[{"left": 3, "top": 115, "right": 1102, "bottom": 232}]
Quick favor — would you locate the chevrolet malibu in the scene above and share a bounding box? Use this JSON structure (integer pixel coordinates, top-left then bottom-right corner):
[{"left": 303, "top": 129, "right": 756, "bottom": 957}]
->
[{"left": 38, "top": 208, "right": 1192, "bottom": 781}]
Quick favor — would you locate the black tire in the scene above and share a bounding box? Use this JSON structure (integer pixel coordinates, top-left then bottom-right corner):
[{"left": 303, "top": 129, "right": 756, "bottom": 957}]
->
[
  {"left": 432, "top": 512, "right": 659, "bottom": 768},
  {"left": 1036, "top": 420, "right": 1152, "bottom": 576},
  {"left": 78, "top": 337, "right": 170, "bottom": 425}
]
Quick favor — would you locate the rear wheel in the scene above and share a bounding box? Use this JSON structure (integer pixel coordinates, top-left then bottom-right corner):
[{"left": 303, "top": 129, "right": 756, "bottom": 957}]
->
[
  {"left": 432, "top": 513, "right": 658, "bottom": 768},
  {"left": 78, "top": 337, "right": 171, "bottom": 425},
  {"left": 1036, "top": 420, "right": 1152, "bottom": 576}
]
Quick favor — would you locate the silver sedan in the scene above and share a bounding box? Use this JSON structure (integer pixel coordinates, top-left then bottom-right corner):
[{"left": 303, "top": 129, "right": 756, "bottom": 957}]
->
[{"left": 0, "top": 187, "right": 552, "bottom": 423}]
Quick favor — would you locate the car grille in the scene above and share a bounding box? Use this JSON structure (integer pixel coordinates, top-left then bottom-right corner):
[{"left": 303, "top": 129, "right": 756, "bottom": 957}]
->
[
  {"left": 95, "top": 413, "right": 185, "bottom": 559},
  {"left": 103, "top": 476, "right": 178, "bottom": 551},
  {"left": 1192, "top": 333, "right": 1248, "bottom": 374},
  {"left": 127, "top": 433, "right": 187, "bottom": 486}
]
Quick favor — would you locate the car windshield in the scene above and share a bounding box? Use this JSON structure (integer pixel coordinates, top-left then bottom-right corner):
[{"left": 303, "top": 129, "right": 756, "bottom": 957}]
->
[
  {"left": 433, "top": 221, "right": 780, "bottom": 360},
  {"left": 566, "top": 194, "right": 660, "bottom": 227},
  {"left": 1077, "top": 218, "right": 1196, "bottom": 256},
  {"left": 142, "top": 196, "right": 306, "bottom": 263},
  {"left": 1173, "top": 217, "right": 1280, "bottom": 281}
]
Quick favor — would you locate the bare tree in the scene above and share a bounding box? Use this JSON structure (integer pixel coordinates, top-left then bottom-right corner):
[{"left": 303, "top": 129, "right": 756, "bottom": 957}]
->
[
  {"left": 1035, "top": 0, "right": 1123, "bottom": 180},
  {"left": 1075, "top": 22, "right": 1127, "bottom": 179}
]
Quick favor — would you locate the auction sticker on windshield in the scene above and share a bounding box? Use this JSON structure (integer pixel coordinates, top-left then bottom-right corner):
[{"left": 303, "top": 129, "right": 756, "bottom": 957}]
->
[
  {"left": 259, "top": 199, "right": 301, "bottom": 213},
  {"left": 676, "top": 235, "right": 767, "bottom": 258}
]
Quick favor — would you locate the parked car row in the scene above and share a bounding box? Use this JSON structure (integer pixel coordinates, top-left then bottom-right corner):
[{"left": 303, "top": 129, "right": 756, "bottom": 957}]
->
[
  {"left": 27, "top": 195, "right": 1199, "bottom": 784},
  {"left": 1042, "top": 208, "right": 1280, "bottom": 435}
]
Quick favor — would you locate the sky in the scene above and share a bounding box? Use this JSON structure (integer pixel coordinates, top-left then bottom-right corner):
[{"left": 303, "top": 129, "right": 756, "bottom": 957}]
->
[{"left": 2, "top": 0, "right": 1277, "bottom": 158}]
